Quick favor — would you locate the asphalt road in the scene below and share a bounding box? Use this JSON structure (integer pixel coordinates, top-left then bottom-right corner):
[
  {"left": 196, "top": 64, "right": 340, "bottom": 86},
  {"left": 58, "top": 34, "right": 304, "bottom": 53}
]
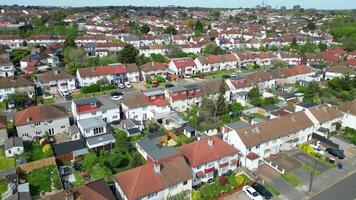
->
[{"left": 309, "top": 171, "right": 356, "bottom": 200}]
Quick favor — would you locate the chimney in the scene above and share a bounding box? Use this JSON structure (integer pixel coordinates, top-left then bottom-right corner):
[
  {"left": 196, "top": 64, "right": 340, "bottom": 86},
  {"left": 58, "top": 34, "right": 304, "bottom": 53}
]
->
[
  {"left": 153, "top": 162, "right": 161, "bottom": 174},
  {"left": 27, "top": 117, "right": 32, "bottom": 122},
  {"left": 54, "top": 69, "right": 59, "bottom": 75},
  {"left": 207, "top": 138, "right": 214, "bottom": 147}
]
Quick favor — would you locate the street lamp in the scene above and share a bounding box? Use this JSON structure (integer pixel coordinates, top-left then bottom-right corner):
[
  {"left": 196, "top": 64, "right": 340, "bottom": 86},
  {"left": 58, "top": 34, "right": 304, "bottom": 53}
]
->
[{"left": 309, "top": 159, "right": 318, "bottom": 193}]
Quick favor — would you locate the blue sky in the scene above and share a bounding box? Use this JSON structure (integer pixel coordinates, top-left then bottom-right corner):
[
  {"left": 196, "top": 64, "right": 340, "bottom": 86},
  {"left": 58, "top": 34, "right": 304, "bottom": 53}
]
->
[{"left": 1, "top": 0, "right": 356, "bottom": 9}]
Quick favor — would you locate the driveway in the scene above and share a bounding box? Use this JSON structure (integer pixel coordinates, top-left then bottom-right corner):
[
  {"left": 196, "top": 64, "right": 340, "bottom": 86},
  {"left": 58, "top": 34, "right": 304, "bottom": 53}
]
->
[
  {"left": 257, "top": 164, "right": 280, "bottom": 182},
  {"left": 221, "top": 191, "right": 251, "bottom": 200},
  {"left": 266, "top": 153, "right": 302, "bottom": 171},
  {"left": 292, "top": 152, "right": 329, "bottom": 172}
]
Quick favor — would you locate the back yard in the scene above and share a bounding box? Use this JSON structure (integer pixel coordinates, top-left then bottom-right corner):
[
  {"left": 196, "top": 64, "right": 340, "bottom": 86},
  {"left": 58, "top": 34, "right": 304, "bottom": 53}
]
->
[
  {"left": 0, "top": 147, "right": 15, "bottom": 171},
  {"left": 25, "top": 165, "right": 61, "bottom": 196},
  {"left": 23, "top": 141, "right": 53, "bottom": 162}
]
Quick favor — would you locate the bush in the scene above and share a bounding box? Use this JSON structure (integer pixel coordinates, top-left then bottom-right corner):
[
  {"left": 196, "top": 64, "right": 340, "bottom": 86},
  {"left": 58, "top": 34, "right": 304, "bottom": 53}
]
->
[
  {"left": 235, "top": 176, "right": 244, "bottom": 186},
  {"left": 82, "top": 84, "right": 101, "bottom": 94},
  {"left": 154, "top": 76, "right": 166, "bottom": 83},
  {"left": 299, "top": 144, "right": 315, "bottom": 154},
  {"left": 218, "top": 176, "right": 228, "bottom": 186}
]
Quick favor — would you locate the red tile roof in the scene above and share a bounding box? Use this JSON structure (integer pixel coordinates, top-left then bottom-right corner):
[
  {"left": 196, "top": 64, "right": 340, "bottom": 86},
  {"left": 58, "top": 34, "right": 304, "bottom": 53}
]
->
[
  {"left": 246, "top": 152, "right": 260, "bottom": 160},
  {"left": 15, "top": 105, "right": 68, "bottom": 126},
  {"left": 78, "top": 64, "right": 128, "bottom": 77},
  {"left": 114, "top": 156, "right": 192, "bottom": 200},
  {"left": 178, "top": 136, "right": 239, "bottom": 167},
  {"left": 172, "top": 58, "right": 196, "bottom": 68},
  {"left": 0, "top": 115, "right": 6, "bottom": 129}
]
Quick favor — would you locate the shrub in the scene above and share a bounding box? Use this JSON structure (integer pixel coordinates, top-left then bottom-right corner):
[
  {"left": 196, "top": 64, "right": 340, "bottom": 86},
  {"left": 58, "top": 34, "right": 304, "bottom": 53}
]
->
[
  {"left": 218, "top": 176, "right": 228, "bottom": 186},
  {"left": 42, "top": 144, "right": 52, "bottom": 157},
  {"left": 154, "top": 76, "right": 166, "bottom": 83},
  {"left": 235, "top": 175, "right": 244, "bottom": 186},
  {"left": 192, "top": 190, "right": 201, "bottom": 200},
  {"left": 299, "top": 144, "right": 315, "bottom": 154}
]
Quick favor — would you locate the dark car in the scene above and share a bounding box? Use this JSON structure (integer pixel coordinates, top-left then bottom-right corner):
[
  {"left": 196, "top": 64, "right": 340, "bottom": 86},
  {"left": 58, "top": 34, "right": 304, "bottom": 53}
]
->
[
  {"left": 64, "top": 94, "right": 72, "bottom": 101},
  {"left": 252, "top": 182, "right": 273, "bottom": 199},
  {"left": 326, "top": 148, "right": 345, "bottom": 159}
]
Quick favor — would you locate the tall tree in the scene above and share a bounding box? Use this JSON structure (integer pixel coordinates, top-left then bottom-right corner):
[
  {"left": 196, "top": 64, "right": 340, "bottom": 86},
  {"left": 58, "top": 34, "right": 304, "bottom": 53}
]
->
[{"left": 118, "top": 44, "right": 139, "bottom": 64}]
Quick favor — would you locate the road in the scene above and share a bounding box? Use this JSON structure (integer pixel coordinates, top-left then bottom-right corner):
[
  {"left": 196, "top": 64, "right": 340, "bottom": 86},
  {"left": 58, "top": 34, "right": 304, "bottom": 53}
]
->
[{"left": 309, "top": 171, "right": 356, "bottom": 200}]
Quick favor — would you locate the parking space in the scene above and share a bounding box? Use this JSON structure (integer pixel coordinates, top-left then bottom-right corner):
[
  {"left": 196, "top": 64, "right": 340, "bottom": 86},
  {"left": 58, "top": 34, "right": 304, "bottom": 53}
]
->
[
  {"left": 221, "top": 190, "right": 253, "bottom": 200},
  {"left": 292, "top": 152, "right": 329, "bottom": 172},
  {"left": 266, "top": 153, "right": 302, "bottom": 171},
  {"left": 256, "top": 164, "right": 280, "bottom": 182}
]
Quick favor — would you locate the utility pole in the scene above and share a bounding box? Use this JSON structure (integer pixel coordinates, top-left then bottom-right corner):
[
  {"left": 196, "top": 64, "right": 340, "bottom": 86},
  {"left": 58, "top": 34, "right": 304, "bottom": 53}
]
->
[{"left": 309, "top": 159, "right": 318, "bottom": 192}]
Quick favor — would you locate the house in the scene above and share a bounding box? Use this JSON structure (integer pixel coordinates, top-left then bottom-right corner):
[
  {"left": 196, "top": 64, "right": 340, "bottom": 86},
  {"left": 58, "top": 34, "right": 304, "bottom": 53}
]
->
[
  {"left": 122, "top": 89, "right": 171, "bottom": 121},
  {"left": 0, "top": 115, "right": 7, "bottom": 146},
  {"left": 338, "top": 100, "right": 356, "bottom": 129},
  {"left": 36, "top": 69, "right": 76, "bottom": 94},
  {"left": 167, "top": 57, "right": 198, "bottom": 77},
  {"left": 114, "top": 155, "right": 192, "bottom": 200},
  {"left": 41, "top": 179, "right": 116, "bottom": 200},
  {"left": 278, "top": 52, "right": 301, "bottom": 66},
  {"left": 325, "top": 65, "right": 355, "bottom": 80},
  {"left": 194, "top": 54, "right": 238, "bottom": 73},
  {"left": 76, "top": 64, "right": 127, "bottom": 87},
  {"left": 139, "top": 62, "right": 167, "bottom": 81},
  {"left": 14, "top": 105, "right": 70, "bottom": 141},
  {"left": 0, "top": 76, "right": 35, "bottom": 102},
  {"left": 183, "top": 125, "right": 197, "bottom": 138},
  {"left": 125, "top": 63, "right": 140, "bottom": 83},
  {"left": 72, "top": 97, "right": 120, "bottom": 123},
  {"left": 135, "top": 136, "right": 180, "bottom": 162},
  {"left": 4, "top": 137, "right": 24, "bottom": 157},
  {"left": 222, "top": 111, "right": 314, "bottom": 170},
  {"left": 121, "top": 118, "right": 143, "bottom": 137},
  {"left": 165, "top": 84, "right": 202, "bottom": 112},
  {"left": 52, "top": 139, "right": 88, "bottom": 163},
  {"left": 0, "top": 58, "right": 15, "bottom": 77},
  {"left": 178, "top": 136, "right": 240, "bottom": 186}
]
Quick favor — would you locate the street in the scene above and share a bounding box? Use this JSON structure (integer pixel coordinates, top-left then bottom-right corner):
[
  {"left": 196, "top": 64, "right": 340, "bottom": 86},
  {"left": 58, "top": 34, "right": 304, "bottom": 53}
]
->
[{"left": 308, "top": 171, "right": 356, "bottom": 200}]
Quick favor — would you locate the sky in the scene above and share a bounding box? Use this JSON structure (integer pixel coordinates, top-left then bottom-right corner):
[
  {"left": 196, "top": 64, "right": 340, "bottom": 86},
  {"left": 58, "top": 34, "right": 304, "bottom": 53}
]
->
[{"left": 1, "top": 0, "right": 356, "bottom": 9}]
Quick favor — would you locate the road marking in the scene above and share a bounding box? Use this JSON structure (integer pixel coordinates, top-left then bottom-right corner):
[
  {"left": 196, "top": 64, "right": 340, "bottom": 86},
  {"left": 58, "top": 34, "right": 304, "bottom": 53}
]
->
[{"left": 304, "top": 170, "right": 356, "bottom": 200}]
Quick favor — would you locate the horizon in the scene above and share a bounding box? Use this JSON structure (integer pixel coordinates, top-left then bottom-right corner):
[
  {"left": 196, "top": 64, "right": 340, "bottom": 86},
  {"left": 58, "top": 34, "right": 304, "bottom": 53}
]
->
[{"left": 1, "top": 0, "right": 356, "bottom": 10}]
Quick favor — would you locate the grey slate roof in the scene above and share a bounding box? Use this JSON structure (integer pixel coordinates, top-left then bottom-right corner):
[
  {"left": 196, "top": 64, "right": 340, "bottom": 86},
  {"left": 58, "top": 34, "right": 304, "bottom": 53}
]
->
[
  {"left": 78, "top": 117, "right": 106, "bottom": 130},
  {"left": 263, "top": 104, "right": 279, "bottom": 112},
  {"left": 86, "top": 134, "right": 115, "bottom": 147},
  {"left": 225, "top": 121, "right": 250, "bottom": 130},
  {"left": 184, "top": 125, "right": 196, "bottom": 132},
  {"left": 52, "top": 139, "right": 87, "bottom": 156},
  {"left": 4, "top": 137, "right": 23, "bottom": 151},
  {"left": 136, "top": 136, "right": 179, "bottom": 161},
  {"left": 297, "top": 102, "right": 318, "bottom": 108}
]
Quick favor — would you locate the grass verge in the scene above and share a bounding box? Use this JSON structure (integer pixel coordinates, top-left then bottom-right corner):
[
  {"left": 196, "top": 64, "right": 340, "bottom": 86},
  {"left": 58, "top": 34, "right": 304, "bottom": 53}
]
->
[
  {"left": 263, "top": 183, "right": 280, "bottom": 196},
  {"left": 281, "top": 172, "right": 302, "bottom": 187}
]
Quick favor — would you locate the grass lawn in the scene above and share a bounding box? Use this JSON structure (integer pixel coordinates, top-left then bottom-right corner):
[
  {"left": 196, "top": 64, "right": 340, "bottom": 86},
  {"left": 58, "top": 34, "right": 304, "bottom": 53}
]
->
[
  {"left": 72, "top": 88, "right": 117, "bottom": 100},
  {"left": 0, "top": 147, "right": 15, "bottom": 171},
  {"left": 281, "top": 172, "right": 302, "bottom": 187},
  {"left": 203, "top": 69, "right": 236, "bottom": 79},
  {"left": 43, "top": 98, "right": 55, "bottom": 105},
  {"left": 0, "top": 102, "right": 5, "bottom": 110},
  {"left": 27, "top": 165, "right": 60, "bottom": 196},
  {"left": 72, "top": 171, "right": 85, "bottom": 187},
  {"left": 24, "top": 141, "right": 53, "bottom": 162},
  {"left": 264, "top": 183, "right": 280, "bottom": 196},
  {"left": 0, "top": 180, "right": 8, "bottom": 197},
  {"left": 302, "top": 163, "right": 322, "bottom": 176}
]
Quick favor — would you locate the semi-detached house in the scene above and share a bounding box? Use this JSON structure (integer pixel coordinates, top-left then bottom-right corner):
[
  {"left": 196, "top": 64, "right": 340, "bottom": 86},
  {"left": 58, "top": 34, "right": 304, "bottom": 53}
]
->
[
  {"left": 165, "top": 84, "right": 202, "bottom": 112},
  {"left": 114, "top": 155, "right": 193, "bottom": 200},
  {"left": 194, "top": 54, "right": 238, "bottom": 73},
  {"left": 36, "top": 69, "right": 76, "bottom": 94},
  {"left": 178, "top": 136, "right": 240, "bottom": 186},
  {"left": 14, "top": 105, "right": 70, "bottom": 141},
  {"left": 168, "top": 57, "right": 198, "bottom": 77},
  {"left": 338, "top": 100, "right": 356, "bottom": 130},
  {"left": 0, "top": 76, "right": 34, "bottom": 102}
]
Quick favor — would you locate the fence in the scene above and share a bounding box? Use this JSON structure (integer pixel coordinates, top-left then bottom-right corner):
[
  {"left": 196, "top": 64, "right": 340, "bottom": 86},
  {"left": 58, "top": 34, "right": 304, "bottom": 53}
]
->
[
  {"left": 262, "top": 159, "right": 285, "bottom": 174},
  {"left": 18, "top": 157, "right": 56, "bottom": 173}
]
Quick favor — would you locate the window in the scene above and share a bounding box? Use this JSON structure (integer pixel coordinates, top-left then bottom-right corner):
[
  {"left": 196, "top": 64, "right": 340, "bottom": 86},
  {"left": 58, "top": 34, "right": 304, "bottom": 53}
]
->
[
  {"left": 61, "top": 125, "right": 66, "bottom": 129},
  {"left": 151, "top": 96, "right": 156, "bottom": 100},
  {"left": 147, "top": 192, "right": 157, "bottom": 199},
  {"left": 47, "top": 120, "right": 53, "bottom": 124},
  {"left": 92, "top": 112, "right": 96, "bottom": 116},
  {"left": 113, "top": 115, "right": 117, "bottom": 119},
  {"left": 102, "top": 110, "right": 107, "bottom": 114},
  {"left": 183, "top": 181, "right": 188, "bottom": 185},
  {"left": 36, "top": 131, "right": 42, "bottom": 135},
  {"left": 34, "top": 122, "right": 41, "bottom": 127}
]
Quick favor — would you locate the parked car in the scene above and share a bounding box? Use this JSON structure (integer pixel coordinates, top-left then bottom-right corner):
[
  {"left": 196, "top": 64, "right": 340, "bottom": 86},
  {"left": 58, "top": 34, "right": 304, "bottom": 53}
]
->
[
  {"left": 124, "top": 82, "right": 132, "bottom": 88},
  {"left": 251, "top": 182, "right": 273, "bottom": 199},
  {"left": 243, "top": 186, "right": 263, "bottom": 200},
  {"left": 165, "top": 83, "right": 174, "bottom": 88},
  {"left": 325, "top": 157, "right": 336, "bottom": 164},
  {"left": 117, "top": 83, "right": 125, "bottom": 89},
  {"left": 110, "top": 91, "right": 124, "bottom": 101},
  {"left": 311, "top": 144, "right": 325, "bottom": 155},
  {"left": 60, "top": 90, "right": 70, "bottom": 96},
  {"left": 326, "top": 148, "right": 345, "bottom": 159},
  {"left": 223, "top": 169, "right": 233, "bottom": 176},
  {"left": 64, "top": 94, "right": 72, "bottom": 101}
]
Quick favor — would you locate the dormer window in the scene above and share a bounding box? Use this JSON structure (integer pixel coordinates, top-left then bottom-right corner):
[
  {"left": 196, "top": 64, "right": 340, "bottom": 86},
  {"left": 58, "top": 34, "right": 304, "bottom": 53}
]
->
[{"left": 89, "top": 102, "right": 96, "bottom": 107}]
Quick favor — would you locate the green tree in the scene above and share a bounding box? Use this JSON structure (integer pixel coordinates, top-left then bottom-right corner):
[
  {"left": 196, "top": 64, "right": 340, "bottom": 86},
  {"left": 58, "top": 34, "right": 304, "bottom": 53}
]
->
[
  {"left": 90, "top": 163, "right": 112, "bottom": 182},
  {"left": 230, "top": 102, "right": 243, "bottom": 118},
  {"left": 272, "top": 61, "right": 288, "bottom": 69},
  {"left": 129, "top": 152, "right": 143, "bottom": 168},
  {"left": 194, "top": 20, "right": 204, "bottom": 36},
  {"left": 63, "top": 36, "right": 77, "bottom": 48},
  {"left": 63, "top": 47, "right": 86, "bottom": 63},
  {"left": 7, "top": 92, "right": 29, "bottom": 109},
  {"left": 318, "top": 43, "right": 328, "bottom": 51},
  {"left": 114, "top": 130, "right": 130, "bottom": 150},
  {"left": 306, "top": 21, "right": 316, "bottom": 31},
  {"left": 202, "top": 42, "right": 226, "bottom": 55},
  {"left": 164, "top": 25, "right": 178, "bottom": 35},
  {"left": 168, "top": 47, "right": 187, "bottom": 58},
  {"left": 83, "top": 152, "right": 99, "bottom": 170},
  {"left": 151, "top": 53, "right": 167, "bottom": 63},
  {"left": 118, "top": 44, "right": 139, "bottom": 64},
  {"left": 140, "top": 24, "right": 151, "bottom": 35}
]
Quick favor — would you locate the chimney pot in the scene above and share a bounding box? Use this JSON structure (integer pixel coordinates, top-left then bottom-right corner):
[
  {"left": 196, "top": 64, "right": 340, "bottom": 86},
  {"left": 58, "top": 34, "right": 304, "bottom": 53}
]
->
[
  {"left": 153, "top": 162, "right": 161, "bottom": 174},
  {"left": 207, "top": 138, "right": 214, "bottom": 147}
]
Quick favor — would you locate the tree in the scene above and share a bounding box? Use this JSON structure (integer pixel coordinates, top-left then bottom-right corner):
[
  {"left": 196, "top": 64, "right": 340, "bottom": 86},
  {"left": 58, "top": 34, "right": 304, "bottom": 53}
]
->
[
  {"left": 114, "top": 130, "right": 130, "bottom": 150},
  {"left": 151, "top": 53, "right": 167, "bottom": 63},
  {"left": 272, "top": 61, "right": 288, "bottom": 69},
  {"left": 186, "top": 19, "right": 195, "bottom": 29},
  {"left": 7, "top": 92, "right": 29, "bottom": 109},
  {"left": 140, "top": 24, "right": 150, "bottom": 35},
  {"left": 247, "top": 87, "right": 261, "bottom": 100},
  {"left": 63, "top": 36, "right": 77, "bottom": 48},
  {"left": 194, "top": 20, "right": 204, "bottom": 36},
  {"left": 202, "top": 42, "right": 226, "bottom": 55},
  {"left": 129, "top": 152, "right": 143, "bottom": 168},
  {"left": 42, "top": 144, "right": 52, "bottom": 157},
  {"left": 230, "top": 102, "right": 243, "bottom": 118},
  {"left": 318, "top": 43, "right": 328, "bottom": 51},
  {"left": 164, "top": 25, "right": 178, "bottom": 35},
  {"left": 83, "top": 152, "right": 99, "bottom": 170},
  {"left": 192, "top": 190, "right": 201, "bottom": 200},
  {"left": 306, "top": 21, "right": 316, "bottom": 31},
  {"left": 63, "top": 47, "right": 86, "bottom": 63},
  {"left": 168, "top": 47, "right": 186, "bottom": 58},
  {"left": 90, "top": 163, "right": 112, "bottom": 182},
  {"left": 118, "top": 44, "right": 139, "bottom": 64}
]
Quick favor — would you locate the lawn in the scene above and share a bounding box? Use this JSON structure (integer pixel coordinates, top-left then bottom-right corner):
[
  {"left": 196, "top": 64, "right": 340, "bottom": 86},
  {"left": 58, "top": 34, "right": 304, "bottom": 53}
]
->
[
  {"left": 302, "top": 163, "right": 322, "bottom": 176},
  {"left": 27, "top": 165, "right": 61, "bottom": 196},
  {"left": 0, "top": 180, "right": 8, "bottom": 197},
  {"left": 263, "top": 183, "right": 280, "bottom": 196},
  {"left": 281, "top": 172, "right": 302, "bottom": 187},
  {"left": 43, "top": 98, "right": 55, "bottom": 105},
  {"left": 0, "top": 102, "right": 5, "bottom": 110},
  {"left": 24, "top": 141, "right": 53, "bottom": 162},
  {"left": 72, "top": 88, "right": 117, "bottom": 100},
  {"left": 202, "top": 69, "right": 236, "bottom": 79},
  {"left": 340, "top": 127, "right": 356, "bottom": 144},
  {"left": 175, "top": 135, "right": 196, "bottom": 146},
  {"left": 72, "top": 171, "right": 85, "bottom": 187},
  {"left": 0, "top": 147, "right": 15, "bottom": 171}
]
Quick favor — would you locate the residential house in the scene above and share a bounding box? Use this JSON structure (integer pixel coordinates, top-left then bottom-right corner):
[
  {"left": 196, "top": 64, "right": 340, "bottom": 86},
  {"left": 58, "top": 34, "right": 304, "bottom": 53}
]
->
[
  {"left": 278, "top": 52, "right": 301, "bottom": 66},
  {"left": 0, "top": 76, "right": 35, "bottom": 102},
  {"left": 114, "top": 156, "right": 192, "bottom": 200},
  {"left": 165, "top": 84, "right": 202, "bottom": 112},
  {"left": 178, "top": 136, "right": 239, "bottom": 186},
  {"left": 4, "top": 137, "right": 24, "bottom": 157},
  {"left": 222, "top": 111, "right": 314, "bottom": 170},
  {"left": 14, "top": 105, "right": 70, "bottom": 141},
  {"left": 325, "top": 65, "right": 355, "bottom": 80},
  {"left": 194, "top": 54, "right": 238, "bottom": 73},
  {"left": 0, "top": 115, "right": 7, "bottom": 146},
  {"left": 125, "top": 63, "right": 140, "bottom": 83},
  {"left": 121, "top": 118, "right": 144, "bottom": 137},
  {"left": 139, "top": 62, "right": 167, "bottom": 81},
  {"left": 72, "top": 96, "right": 121, "bottom": 123},
  {"left": 338, "top": 100, "right": 356, "bottom": 129},
  {"left": 122, "top": 89, "right": 171, "bottom": 121},
  {"left": 167, "top": 57, "right": 198, "bottom": 77},
  {"left": 0, "top": 58, "right": 15, "bottom": 77},
  {"left": 36, "top": 69, "right": 76, "bottom": 94}
]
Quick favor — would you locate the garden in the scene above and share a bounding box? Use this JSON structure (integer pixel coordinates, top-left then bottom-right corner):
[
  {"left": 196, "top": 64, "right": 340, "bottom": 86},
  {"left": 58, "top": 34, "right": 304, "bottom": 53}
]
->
[
  {"left": 194, "top": 173, "right": 252, "bottom": 199},
  {"left": 0, "top": 147, "right": 15, "bottom": 171},
  {"left": 24, "top": 165, "right": 61, "bottom": 196},
  {"left": 23, "top": 140, "right": 53, "bottom": 162},
  {"left": 339, "top": 127, "right": 356, "bottom": 144},
  {"left": 281, "top": 172, "right": 302, "bottom": 187},
  {"left": 299, "top": 144, "right": 335, "bottom": 169},
  {"left": 0, "top": 180, "right": 7, "bottom": 197}
]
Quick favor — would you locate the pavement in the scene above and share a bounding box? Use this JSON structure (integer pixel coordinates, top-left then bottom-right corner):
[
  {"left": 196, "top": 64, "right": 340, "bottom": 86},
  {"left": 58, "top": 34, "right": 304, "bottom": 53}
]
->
[{"left": 308, "top": 171, "right": 356, "bottom": 200}]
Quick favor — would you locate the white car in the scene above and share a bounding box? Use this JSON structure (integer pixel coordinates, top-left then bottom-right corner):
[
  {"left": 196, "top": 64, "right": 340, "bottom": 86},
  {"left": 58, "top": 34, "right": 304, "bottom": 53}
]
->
[
  {"left": 124, "top": 82, "right": 132, "bottom": 88},
  {"left": 117, "top": 83, "right": 125, "bottom": 89},
  {"left": 311, "top": 144, "right": 325, "bottom": 155},
  {"left": 243, "top": 186, "right": 263, "bottom": 200},
  {"left": 60, "top": 90, "right": 70, "bottom": 96},
  {"left": 111, "top": 95, "right": 123, "bottom": 101}
]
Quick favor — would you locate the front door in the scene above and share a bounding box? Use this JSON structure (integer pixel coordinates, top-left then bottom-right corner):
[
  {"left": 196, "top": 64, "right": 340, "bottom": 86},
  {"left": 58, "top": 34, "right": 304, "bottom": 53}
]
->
[{"left": 48, "top": 128, "right": 54, "bottom": 135}]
